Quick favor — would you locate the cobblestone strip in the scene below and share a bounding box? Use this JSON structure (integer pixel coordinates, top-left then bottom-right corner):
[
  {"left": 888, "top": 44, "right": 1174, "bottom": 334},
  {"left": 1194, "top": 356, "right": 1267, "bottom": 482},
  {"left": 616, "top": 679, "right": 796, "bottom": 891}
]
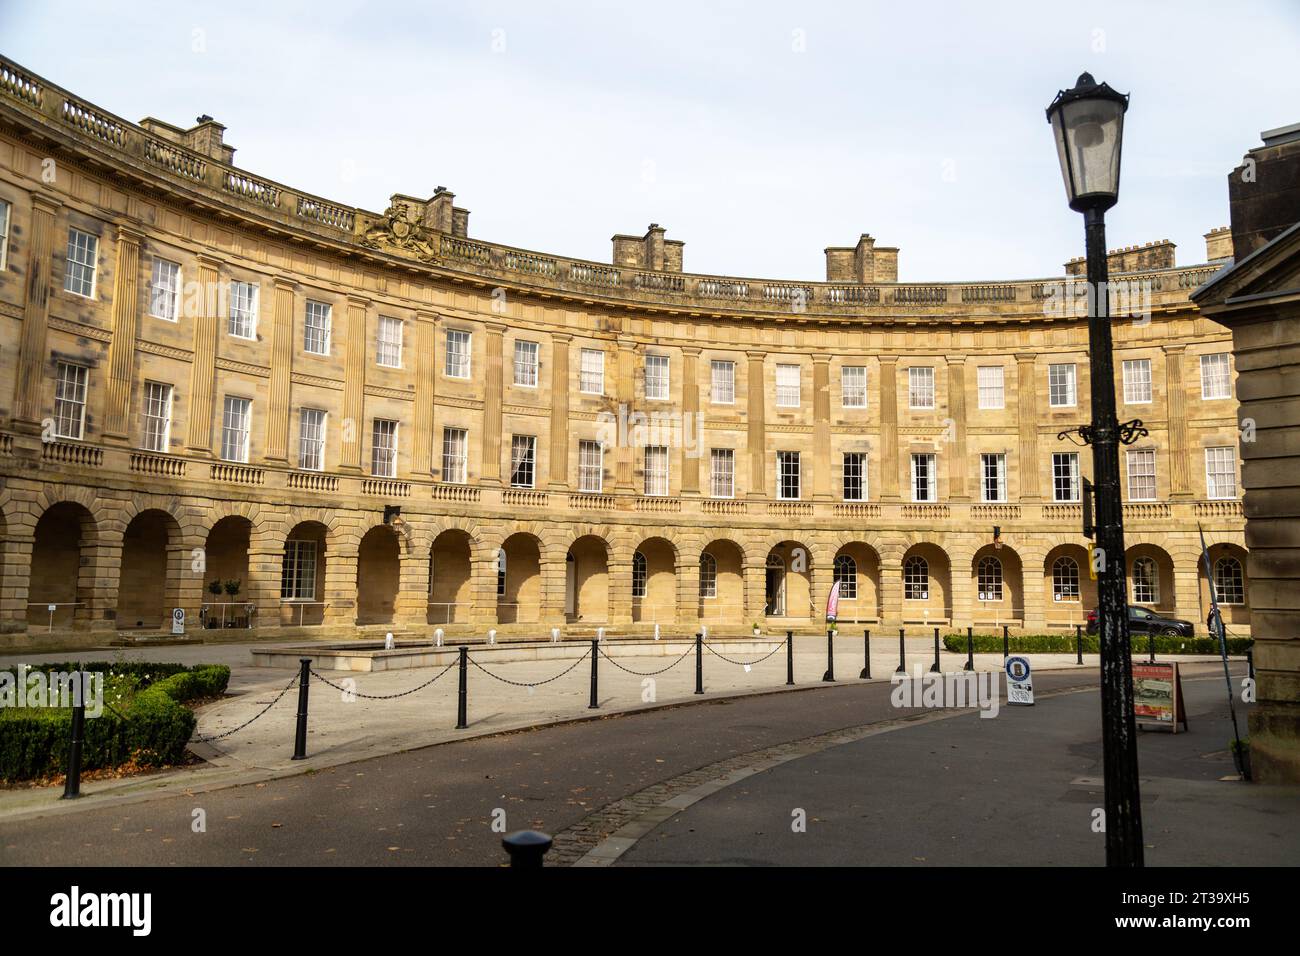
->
[{"left": 549, "top": 682, "right": 1097, "bottom": 866}]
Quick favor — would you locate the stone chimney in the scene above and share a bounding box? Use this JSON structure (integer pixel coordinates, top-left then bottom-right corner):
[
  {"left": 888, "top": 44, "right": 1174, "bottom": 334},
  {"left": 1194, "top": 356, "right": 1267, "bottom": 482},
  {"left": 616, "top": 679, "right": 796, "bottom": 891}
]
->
[
  {"left": 1065, "top": 239, "right": 1176, "bottom": 276},
  {"left": 612, "top": 224, "right": 684, "bottom": 272},
  {"left": 824, "top": 234, "right": 900, "bottom": 282},
  {"left": 139, "top": 114, "right": 235, "bottom": 164},
  {"left": 1204, "top": 226, "right": 1234, "bottom": 263},
  {"left": 1228, "top": 121, "right": 1300, "bottom": 259},
  {"left": 423, "top": 187, "right": 470, "bottom": 236}
]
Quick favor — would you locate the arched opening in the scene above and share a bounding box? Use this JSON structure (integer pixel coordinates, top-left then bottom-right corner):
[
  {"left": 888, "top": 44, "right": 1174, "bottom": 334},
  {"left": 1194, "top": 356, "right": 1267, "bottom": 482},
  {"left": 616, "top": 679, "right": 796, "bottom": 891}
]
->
[
  {"left": 281, "top": 521, "right": 328, "bottom": 626},
  {"left": 698, "top": 539, "right": 744, "bottom": 624},
  {"left": 632, "top": 537, "right": 677, "bottom": 624},
  {"left": 833, "top": 543, "right": 882, "bottom": 622},
  {"left": 1199, "top": 543, "right": 1250, "bottom": 631},
  {"left": 1043, "top": 544, "right": 1096, "bottom": 628},
  {"left": 499, "top": 533, "right": 542, "bottom": 624},
  {"left": 901, "top": 543, "right": 950, "bottom": 623},
  {"left": 356, "top": 526, "right": 400, "bottom": 625},
  {"left": 765, "top": 541, "right": 811, "bottom": 619},
  {"left": 428, "top": 529, "right": 473, "bottom": 624},
  {"left": 1126, "top": 544, "right": 1176, "bottom": 614},
  {"left": 117, "top": 509, "right": 179, "bottom": 629},
  {"left": 568, "top": 535, "right": 609, "bottom": 623},
  {"left": 972, "top": 544, "right": 1024, "bottom": 626},
  {"left": 29, "top": 502, "right": 96, "bottom": 628},
  {"left": 204, "top": 515, "right": 252, "bottom": 628}
]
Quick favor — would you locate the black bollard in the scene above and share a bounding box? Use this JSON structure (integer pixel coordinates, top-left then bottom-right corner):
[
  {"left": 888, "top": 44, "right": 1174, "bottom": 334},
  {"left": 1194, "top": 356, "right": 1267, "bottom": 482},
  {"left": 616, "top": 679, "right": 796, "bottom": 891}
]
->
[
  {"left": 1148, "top": 630, "right": 1155, "bottom": 664},
  {"left": 694, "top": 632, "right": 704, "bottom": 695},
  {"left": 291, "top": 657, "right": 311, "bottom": 760},
  {"left": 1246, "top": 648, "right": 1254, "bottom": 682},
  {"left": 930, "top": 626, "right": 940, "bottom": 673},
  {"left": 1002, "top": 624, "right": 1009, "bottom": 660},
  {"left": 61, "top": 670, "right": 86, "bottom": 799},
  {"left": 822, "top": 628, "right": 836, "bottom": 682},
  {"left": 964, "top": 626, "right": 974, "bottom": 672},
  {"left": 786, "top": 630, "right": 794, "bottom": 686},
  {"left": 1075, "top": 623, "right": 1084, "bottom": 665},
  {"left": 896, "top": 628, "right": 907, "bottom": 675},
  {"left": 588, "top": 638, "right": 599, "bottom": 709},
  {"left": 502, "top": 829, "right": 553, "bottom": 868},
  {"left": 455, "top": 645, "right": 468, "bottom": 729},
  {"left": 859, "top": 629, "right": 871, "bottom": 680}
]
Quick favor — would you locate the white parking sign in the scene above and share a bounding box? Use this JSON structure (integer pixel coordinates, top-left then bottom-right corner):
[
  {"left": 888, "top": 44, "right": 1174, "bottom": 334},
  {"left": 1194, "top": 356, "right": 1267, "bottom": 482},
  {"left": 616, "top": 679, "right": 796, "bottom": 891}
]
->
[
  {"left": 171, "top": 607, "right": 186, "bottom": 635},
  {"left": 1005, "top": 655, "right": 1034, "bottom": 705}
]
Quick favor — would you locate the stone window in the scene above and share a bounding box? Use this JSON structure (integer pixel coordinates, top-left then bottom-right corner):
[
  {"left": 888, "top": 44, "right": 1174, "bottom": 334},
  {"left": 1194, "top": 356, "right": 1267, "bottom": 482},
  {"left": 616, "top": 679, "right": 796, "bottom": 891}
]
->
[
  {"left": 911, "top": 453, "right": 936, "bottom": 502},
  {"left": 904, "top": 556, "right": 929, "bottom": 601},
  {"left": 1048, "top": 363, "right": 1077, "bottom": 407},
  {"left": 977, "top": 366, "right": 1004, "bottom": 409},
  {"left": 1132, "top": 557, "right": 1159, "bottom": 604},
  {"left": 371, "top": 419, "right": 399, "bottom": 478},
  {"left": 1126, "top": 448, "right": 1156, "bottom": 501},
  {"left": 977, "top": 556, "right": 1003, "bottom": 602},
  {"left": 980, "top": 453, "right": 1007, "bottom": 503},
  {"left": 497, "top": 549, "right": 506, "bottom": 596},
  {"left": 149, "top": 257, "right": 181, "bottom": 321},
  {"left": 304, "top": 300, "right": 332, "bottom": 355},
  {"left": 632, "top": 551, "right": 647, "bottom": 598},
  {"left": 710, "top": 448, "right": 734, "bottom": 498},
  {"left": 1205, "top": 446, "right": 1236, "bottom": 499},
  {"left": 699, "top": 552, "right": 718, "bottom": 599},
  {"left": 776, "top": 451, "right": 801, "bottom": 500},
  {"left": 228, "top": 281, "right": 258, "bottom": 339},
  {"left": 833, "top": 554, "right": 857, "bottom": 600},
  {"left": 1052, "top": 557, "right": 1080, "bottom": 602},
  {"left": 842, "top": 452, "right": 867, "bottom": 501},
  {"left": 53, "top": 362, "right": 88, "bottom": 440},
  {"left": 645, "top": 354, "right": 669, "bottom": 400},
  {"left": 1122, "top": 359, "right": 1152, "bottom": 404},
  {"left": 377, "top": 316, "right": 404, "bottom": 368},
  {"left": 445, "top": 329, "right": 472, "bottom": 378},
  {"left": 442, "top": 428, "right": 468, "bottom": 483},
  {"left": 513, "top": 339, "right": 539, "bottom": 387},
  {"left": 580, "top": 348, "right": 604, "bottom": 394},
  {"left": 578, "top": 439, "right": 603, "bottom": 493},
  {"left": 841, "top": 366, "right": 867, "bottom": 408},
  {"left": 643, "top": 445, "right": 669, "bottom": 496},
  {"left": 908, "top": 367, "right": 935, "bottom": 409},
  {"left": 510, "top": 434, "right": 537, "bottom": 488},
  {"left": 141, "top": 381, "right": 173, "bottom": 453},
  {"left": 1214, "top": 557, "right": 1245, "bottom": 605},
  {"left": 220, "top": 396, "right": 251, "bottom": 462},
  {"left": 281, "top": 540, "right": 317, "bottom": 601},
  {"left": 1052, "top": 452, "right": 1080, "bottom": 502},
  {"left": 775, "top": 364, "right": 800, "bottom": 407},
  {"left": 1200, "top": 353, "right": 1232, "bottom": 400},
  {"left": 298, "top": 408, "right": 327, "bottom": 471},
  {"left": 711, "top": 360, "right": 735, "bottom": 404},
  {"left": 64, "top": 227, "right": 98, "bottom": 298}
]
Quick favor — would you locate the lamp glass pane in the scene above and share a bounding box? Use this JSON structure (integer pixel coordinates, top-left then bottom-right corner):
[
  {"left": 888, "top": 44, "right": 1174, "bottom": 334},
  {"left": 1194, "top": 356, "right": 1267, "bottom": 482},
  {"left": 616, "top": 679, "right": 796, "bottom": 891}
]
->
[{"left": 1060, "top": 97, "right": 1124, "bottom": 203}]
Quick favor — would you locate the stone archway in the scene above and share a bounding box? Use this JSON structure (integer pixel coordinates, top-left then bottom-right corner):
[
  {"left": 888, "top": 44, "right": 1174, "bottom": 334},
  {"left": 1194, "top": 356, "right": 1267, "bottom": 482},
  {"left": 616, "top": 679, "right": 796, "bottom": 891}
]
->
[
  {"left": 1200, "top": 542, "right": 1250, "bottom": 632},
  {"left": 429, "top": 528, "right": 474, "bottom": 624},
  {"left": 203, "top": 516, "right": 252, "bottom": 628},
  {"left": 499, "top": 532, "right": 542, "bottom": 625},
  {"left": 972, "top": 543, "right": 1024, "bottom": 626},
  {"left": 117, "top": 509, "right": 180, "bottom": 629},
  {"left": 901, "top": 542, "right": 950, "bottom": 623},
  {"left": 833, "top": 541, "right": 882, "bottom": 622},
  {"left": 765, "top": 541, "right": 812, "bottom": 619},
  {"left": 357, "top": 525, "right": 401, "bottom": 625},
  {"left": 632, "top": 536, "right": 677, "bottom": 624},
  {"left": 29, "top": 502, "right": 98, "bottom": 628},
  {"left": 568, "top": 535, "right": 609, "bottom": 624},
  {"left": 1127, "top": 543, "right": 1176, "bottom": 615},
  {"left": 1043, "top": 544, "right": 1096, "bottom": 628},
  {"left": 281, "top": 521, "right": 329, "bottom": 626},
  {"left": 698, "top": 538, "right": 744, "bottom": 625}
]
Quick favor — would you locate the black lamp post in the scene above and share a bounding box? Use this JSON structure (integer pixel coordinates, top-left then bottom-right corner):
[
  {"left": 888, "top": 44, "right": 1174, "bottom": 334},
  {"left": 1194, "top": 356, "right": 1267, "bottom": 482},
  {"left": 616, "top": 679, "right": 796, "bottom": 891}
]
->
[{"left": 1047, "top": 73, "right": 1144, "bottom": 868}]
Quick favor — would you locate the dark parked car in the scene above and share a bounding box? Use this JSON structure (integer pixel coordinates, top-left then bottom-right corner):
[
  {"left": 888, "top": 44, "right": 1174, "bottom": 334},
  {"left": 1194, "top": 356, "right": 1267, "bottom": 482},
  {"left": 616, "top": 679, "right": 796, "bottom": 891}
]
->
[{"left": 1086, "top": 605, "right": 1194, "bottom": 637}]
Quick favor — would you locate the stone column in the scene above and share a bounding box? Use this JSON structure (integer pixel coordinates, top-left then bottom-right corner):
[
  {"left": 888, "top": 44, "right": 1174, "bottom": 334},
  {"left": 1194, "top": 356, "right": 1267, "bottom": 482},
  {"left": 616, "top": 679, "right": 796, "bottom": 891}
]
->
[
  {"left": 680, "top": 347, "right": 701, "bottom": 495},
  {"left": 394, "top": 536, "right": 430, "bottom": 625},
  {"left": 615, "top": 339, "right": 637, "bottom": 492},
  {"left": 1019, "top": 549, "right": 1046, "bottom": 631},
  {"left": 412, "top": 312, "right": 439, "bottom": 476},
  {"left": 185, "top": 255, "right": 223, "bottom": 455},
  {"left": 743, "top": 561, "right": 767, "bottom": 625},
  {"left": 470, "top": 544, "right": 500, "bottom": 627},
  {"left": 1163, "top": 345, "right": 1193, "bottom": 498},
  {"left": 481, "top": 323, "right": 506, "bottom": 485},
  {"left": 679, "top": 555, "right": 702, "bottom": 626},
  {"left": 102, "top": 225, "right": 143, "bottom": 443},
  {"left": 945, "top": 357, "right": 969, "bottom": 500},
  {"left": 245, "top": 545, "right": 285, "bottom": 629},
  {"left": 539, "top": 550, "right": 568, "bottom": 627},
  {"left": 12, "top": 195, "right": 60, "bottom": 431},
  {"left": 746, "top": 351, "right": 767, "bottom": 499},
  {"left": 169, "top": 543, "right": 204, "bottom": 628},
  {"left": 812, "top": 355, "right": 832, "bottom": 500},
  {"left": 83, "top": 536, "right": 122, "bottom": 631},
  {"left": 549, "top": 333, "right": 572, "bottom": 490},
  {"left": 608, "top": 558, "right": 634, "bottom": 626},
  {"left": 947, "top": 546, "right": 974, "bottom": 629},
  {"left": 879, "top": 558, "right": 904, "bottom": 629},
  {"left": 323, "top": 547, "right": 359, "bottom": 626},
  {"left": 340, "top": 296, "right": 369, "bottom": 472},
  {"left": 263, "top": 279, "right": 298, "bottom": 463},
  {"left": 878, "top": 358, "right": 900, "bottom": 500},
  {"left": 1015, "top": 354, "right": 1041, "bottom": 500}
]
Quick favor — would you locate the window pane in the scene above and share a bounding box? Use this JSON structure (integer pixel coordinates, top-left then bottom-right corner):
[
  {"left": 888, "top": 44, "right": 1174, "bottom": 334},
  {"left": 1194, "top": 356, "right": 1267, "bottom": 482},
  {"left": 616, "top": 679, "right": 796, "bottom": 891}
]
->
[
  {"left": 53, "top": 363, "right": 88, "bottom": 439},
  {"left": 1122, "top": 359, "right": 1151, "bottom": 404},
  {"left": 580, "top": 348, "right": 604, "bottom": 394},
  {"left": 298, "top": 408, "right": 326, "bottom": 471},
  {"left": 1049, "top": 363, "right": 1076, "bottom": 407},
  {"left": 1052, "top": 453, "right": 1080, "bottom": 502},
  {"left": 377, "top": 316, "right": 404, "bottom": 367},
  {"left": 908, "top": 367, "right": 935, "bottom": 409},
  {"left": 513, "top": 340, "right": 539, "bottom": 387},
  {"left": 149, "top": 258, "right": 181, "bottom": 320},
  {"left": 841, "top": 366, "right": 867, "bottom": 408},
  {"left": 645, "top": 355, "right": 669, "bottom": 400},
  {"left": 578, "top": 439, "right": 603, "bottom": 492},
  {"left": 842, "top": 452, "right": 866, "bottom": 500},
  {"left": 1126, "top": 448, "right": 1156, "bottom": 501},
  {"left": 142, "top": 381, "right": 173, "bottom": 452},
  {"left": 441, "top": 428, "right": 468, "bottom": 483},
  {"left": 644, "top": 445, "right": 668, "bottom": 496},
  {"left": 710, "top": 448, "right": 734, "bottom": 498},
  {"left": 776, "top": 364, "right": 800, "bottom": 407},
  {"left": 228, "top": 281, "right": 258, "bottom": 338},
  {"left": 777, "top": 451, "right": 801, "bottom": 499},
  {"left": 221, "top": 397, "right": 251, "bottom": 462},
  {"left": 977, "top": 366, "right": 1004, "bottom": 409},
  {"left": 371, "top": 420, "right": 398, "bottom": 477},
  {"left": 305, "top": 300, "right": 332, "bottom": 355},
  {"left": 64, "top": 229, "right": 97, "bottom": 297},
  {"left": 510, "top": 435, "right": 537, "bottom": 488},
  {"left": 445, "top": 330, "right": 472, "bottom": 378},
  {"left": 1205, "top": 446, "right": 1236, "bottom": 499},
  {"left": 1200, "top": 353, "right": 1231, "bottom": 400},
  {"left": 711, "top": 360, "right": 735, "bottom": 404}
]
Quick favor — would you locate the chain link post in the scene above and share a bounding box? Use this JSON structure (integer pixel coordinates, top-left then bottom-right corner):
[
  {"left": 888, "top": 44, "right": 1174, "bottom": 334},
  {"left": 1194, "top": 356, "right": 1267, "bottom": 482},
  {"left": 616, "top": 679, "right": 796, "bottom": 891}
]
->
[
  {"left": 1076, "top": 623, "right": 1084, "bottom": 665},
  {"left": 786, "top": 629, "right": 794, "bottom": 686},
  {"left": 694, "top": 632, "right": 704, "bottom": 695},
  {"left": 860, "top": 629, "right": 871, "bottom": 679},
  {"left": 930, "top": 626, "right": 941, "bottom": 673},
  {"left": 1002, "top": 624, "right": 1009, "bottom": 660},
  {"left": 61, "top": 669, "right": 86, "bottom": 799},
  {"left": 291, "top": 657, "right": 311, "bottom": 760},
  {"left": 1148, "top": 630, "right": 1155, "bottom": 664},
  {"left": 964, "top": 626, "right": 974, "bottom": 672},
  {"left": 897, "top": 627, "right": 906, "bottom": 675},
  {"left": 455, "top": 645, "right": 468, "bottom": 729},
  {"left": 502, "top": 829, "right": 553, "bottom": 867},
  {"left": 588, "top": 639, "right": 599, "bottom": 709},
  {"left": 822, "top": 628, "right": 836, "bottom": 682}
]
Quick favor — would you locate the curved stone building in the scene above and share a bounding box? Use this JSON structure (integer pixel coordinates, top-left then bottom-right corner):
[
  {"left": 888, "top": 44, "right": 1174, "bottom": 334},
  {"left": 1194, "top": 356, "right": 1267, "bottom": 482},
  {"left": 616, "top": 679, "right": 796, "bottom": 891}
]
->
[{"left": 0, "top": 56, "right": 1250, "bottom": 645}]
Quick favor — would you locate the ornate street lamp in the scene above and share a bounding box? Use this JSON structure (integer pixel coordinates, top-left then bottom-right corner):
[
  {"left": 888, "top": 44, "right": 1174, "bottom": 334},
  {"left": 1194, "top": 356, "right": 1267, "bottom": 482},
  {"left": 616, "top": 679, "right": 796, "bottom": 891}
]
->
[{"left": 1047, "top": 73, "right": 1145, "bottom": 867}]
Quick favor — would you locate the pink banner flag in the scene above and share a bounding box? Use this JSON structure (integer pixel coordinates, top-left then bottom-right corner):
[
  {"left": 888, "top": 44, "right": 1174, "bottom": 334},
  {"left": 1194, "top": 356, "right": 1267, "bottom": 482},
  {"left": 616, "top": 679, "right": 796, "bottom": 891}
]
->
[{"left": 826, "top": 580, "right": 841, "bottom": 622}]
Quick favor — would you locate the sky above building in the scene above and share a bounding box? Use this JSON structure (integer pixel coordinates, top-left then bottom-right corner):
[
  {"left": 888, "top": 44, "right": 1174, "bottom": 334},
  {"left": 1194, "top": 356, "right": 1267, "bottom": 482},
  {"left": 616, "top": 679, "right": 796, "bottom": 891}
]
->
[{"left": 3, "top": 0, "right": 1297, "bottom": 282}]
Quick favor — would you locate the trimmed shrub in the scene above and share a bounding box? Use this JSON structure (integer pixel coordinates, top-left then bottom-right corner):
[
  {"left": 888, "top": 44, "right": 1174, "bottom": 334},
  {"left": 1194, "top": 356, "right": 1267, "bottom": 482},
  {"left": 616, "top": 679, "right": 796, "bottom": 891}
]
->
[
  {"left": 0, "top": 663, "right": 230, "bottom": 783},
  {"left": 941, "top": 633, "right": 1252, "bottom": 655}
]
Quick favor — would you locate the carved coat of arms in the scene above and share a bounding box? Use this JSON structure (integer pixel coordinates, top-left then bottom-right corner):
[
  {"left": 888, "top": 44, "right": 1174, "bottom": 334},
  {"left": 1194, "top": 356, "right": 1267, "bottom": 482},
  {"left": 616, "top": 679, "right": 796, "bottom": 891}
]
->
[{"left": 359, "top": 201, "right": 439, "bottom": 262}]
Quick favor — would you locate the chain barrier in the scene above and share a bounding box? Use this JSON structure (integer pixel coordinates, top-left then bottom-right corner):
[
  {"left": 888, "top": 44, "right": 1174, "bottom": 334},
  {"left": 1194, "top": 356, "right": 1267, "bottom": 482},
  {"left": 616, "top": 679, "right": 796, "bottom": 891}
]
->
[
  {"left": 309, "top": 660, "right": 457, "bottom": 700},
  {"left": 468, "top": 647, "right": 592, "bottom": 688},
  {"left": 703, "top": 639, "right": 788, "bottom": 667},
  {"left": 193, "top": 671, "right": 300, "bottom": 743},
  {"left": 598, "top": 642, "right": 695, "bottom": 676}
]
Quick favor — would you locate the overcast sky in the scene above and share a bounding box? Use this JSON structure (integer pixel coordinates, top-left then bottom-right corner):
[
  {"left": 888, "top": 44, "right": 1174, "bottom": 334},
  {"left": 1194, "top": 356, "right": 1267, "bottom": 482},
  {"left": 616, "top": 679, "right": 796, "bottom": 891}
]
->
[{"left": 4, "top": 1, "right": 1298, "bottom": 282}]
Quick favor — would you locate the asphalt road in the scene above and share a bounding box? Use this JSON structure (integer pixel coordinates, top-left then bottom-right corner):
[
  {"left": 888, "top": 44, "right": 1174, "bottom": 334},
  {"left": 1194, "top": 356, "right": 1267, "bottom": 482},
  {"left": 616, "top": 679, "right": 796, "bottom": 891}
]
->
[{"left": 0, "top": 664, "right": 1275, "bottom": 867}]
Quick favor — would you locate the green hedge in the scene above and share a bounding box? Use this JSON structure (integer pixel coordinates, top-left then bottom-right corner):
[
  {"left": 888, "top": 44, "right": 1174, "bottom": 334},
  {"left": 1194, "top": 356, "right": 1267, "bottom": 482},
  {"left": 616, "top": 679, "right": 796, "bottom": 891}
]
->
[
  {"left": 0, "top": 662, "right": 230, "bottom": 783},
  {"left": 941, "top": 633, "right": 1253, "bottom": 655}
]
